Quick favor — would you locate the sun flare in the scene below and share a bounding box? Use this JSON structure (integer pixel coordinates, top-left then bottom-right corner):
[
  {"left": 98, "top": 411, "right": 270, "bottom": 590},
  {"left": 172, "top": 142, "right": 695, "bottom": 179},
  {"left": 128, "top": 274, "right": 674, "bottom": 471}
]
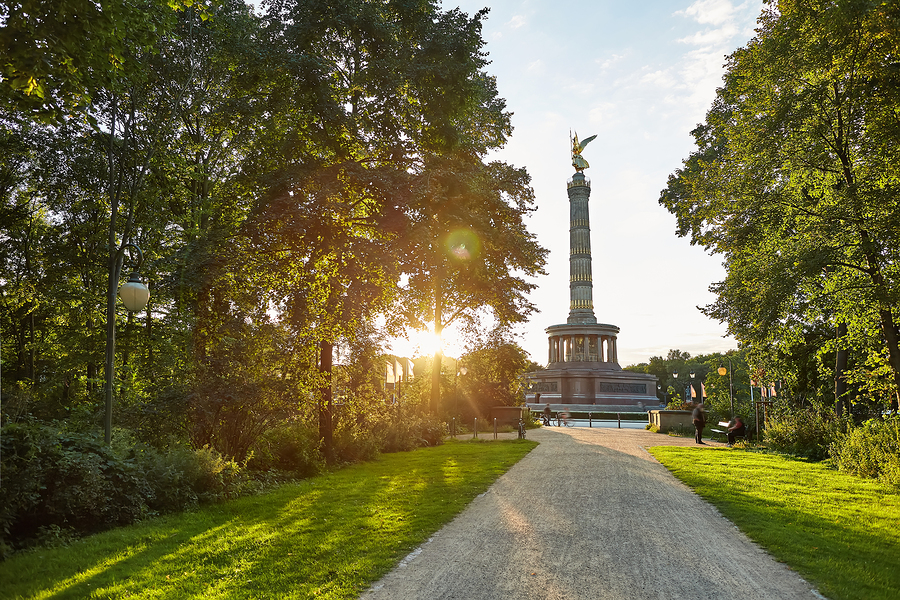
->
[
  {"left": 390, "top": 325, "right": 463, "bottom": 359},
  {"left": 412, "top": 329, "right": 444, "bottom": 356}
]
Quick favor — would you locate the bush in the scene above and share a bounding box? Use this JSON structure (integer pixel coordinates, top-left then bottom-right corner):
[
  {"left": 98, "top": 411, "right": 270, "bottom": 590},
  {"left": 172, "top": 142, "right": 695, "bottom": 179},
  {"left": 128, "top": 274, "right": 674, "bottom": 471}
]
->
[
  {"left": 0, "top": 423, "right": 151, "bottom": 555},
  {"left": 764, "top": 406, "right": 849, "bottom": 460},
  {"left": 830, "top": 417, "right": 900, "bottom": 487},
  {"left": 247, "top": 422, "right": 322, "bottom": 476},
  {"left": 665, "top": 400, "right": 692, "bottom": 411},
  {"left": 0, "top": 421, "right": 254, "bottom": 557},
  {"left": 374, "top": 412, "right": 447, "bottom": 453},
  {"left": 333, "top": 424, "right": 381, "bottom": 464},
  {"left": 406, "top": 414, "right": 446, "bottom": 447}
]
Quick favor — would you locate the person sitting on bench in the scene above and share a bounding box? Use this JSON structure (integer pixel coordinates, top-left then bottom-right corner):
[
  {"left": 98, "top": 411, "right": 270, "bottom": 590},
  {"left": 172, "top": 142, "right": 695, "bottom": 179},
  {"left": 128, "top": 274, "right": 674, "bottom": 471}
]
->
[{"left": 727, "top": 416, "right": 746, "bottom": 446}]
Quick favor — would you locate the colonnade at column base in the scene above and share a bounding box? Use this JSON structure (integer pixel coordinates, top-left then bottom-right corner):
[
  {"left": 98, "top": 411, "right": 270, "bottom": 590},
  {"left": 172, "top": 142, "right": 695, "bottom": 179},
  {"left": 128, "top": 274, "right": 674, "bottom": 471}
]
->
[
  {"left": 524, "top": 363, "right": 659, "bottom": 409},
  {"left": 524, "top": 403, "right": 661, "bottom": 415}
]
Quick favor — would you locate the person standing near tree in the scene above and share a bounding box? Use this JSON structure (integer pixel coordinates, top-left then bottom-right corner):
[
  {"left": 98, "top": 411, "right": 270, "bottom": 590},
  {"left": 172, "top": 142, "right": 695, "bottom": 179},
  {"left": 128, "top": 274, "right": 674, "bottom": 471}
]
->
[{"left": 692, "top": 402, "right": 706, "bottom": 445}]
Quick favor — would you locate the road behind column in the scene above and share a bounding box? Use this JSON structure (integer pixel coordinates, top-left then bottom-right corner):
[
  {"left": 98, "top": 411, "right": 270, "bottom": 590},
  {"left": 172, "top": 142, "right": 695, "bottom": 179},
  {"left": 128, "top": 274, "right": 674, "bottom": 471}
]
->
[{"left": 361, "top": 427, "right": 823, "bottom": 600}]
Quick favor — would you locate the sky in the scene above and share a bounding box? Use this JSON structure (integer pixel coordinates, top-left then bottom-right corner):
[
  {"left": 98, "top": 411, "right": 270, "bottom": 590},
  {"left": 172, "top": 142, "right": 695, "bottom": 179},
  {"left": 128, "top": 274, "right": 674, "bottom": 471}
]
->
[{"left": 390, "top": 0, "right": 767, "bottom": 366}]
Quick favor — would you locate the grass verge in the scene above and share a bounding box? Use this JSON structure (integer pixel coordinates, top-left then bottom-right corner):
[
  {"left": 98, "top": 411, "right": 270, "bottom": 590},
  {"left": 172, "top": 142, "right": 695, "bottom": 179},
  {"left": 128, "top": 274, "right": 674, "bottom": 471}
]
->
[
  {"left": 0, "top": 438, "right": 537, "bottom": 600},
  {"left": 648, "top": 446, "right": 900, "bottom": 600}
]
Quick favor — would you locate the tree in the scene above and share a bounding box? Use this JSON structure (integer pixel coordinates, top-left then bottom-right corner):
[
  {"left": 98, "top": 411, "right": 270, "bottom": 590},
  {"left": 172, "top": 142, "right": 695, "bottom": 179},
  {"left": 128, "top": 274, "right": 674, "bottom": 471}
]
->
[
  {"left": 660, "top": 0, "right": 900, "bottom": 412},
  {"left": 0, "top": 0, "right": 204, "bottom": 119},
  {"left": 0, "top": 0, "right": 542, "bottom": 467},
  {"left": 456, "top": 327, "right": 533, "bottom": 420},
  {"left": 403, "top": 151, "right": 547, "bottom": 418}
]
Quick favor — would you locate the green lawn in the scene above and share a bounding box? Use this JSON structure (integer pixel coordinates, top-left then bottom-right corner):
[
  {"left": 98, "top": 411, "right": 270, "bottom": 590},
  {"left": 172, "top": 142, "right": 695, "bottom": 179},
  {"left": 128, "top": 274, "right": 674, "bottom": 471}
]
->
[
  {"left": 649, "top": 446, "right": 900, "bottom": 600},
  {"left": 0, "top": 439, "right": 536, "bottom": 600}
]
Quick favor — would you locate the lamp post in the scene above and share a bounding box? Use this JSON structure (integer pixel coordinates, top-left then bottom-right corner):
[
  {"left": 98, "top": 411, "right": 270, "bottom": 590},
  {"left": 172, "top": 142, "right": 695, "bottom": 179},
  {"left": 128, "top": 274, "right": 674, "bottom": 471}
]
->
[
  {"left": 455, "top": 365, "right": 467, "bottom": 423},
  {"left": 717, "top": 356, "right": 735, "bottom": 418},
  {"left": 104, "top": 243, "right": 150, "bottom": 444},
  {"left": 672, "top": 370, "right": 696, "bottom": 404}
]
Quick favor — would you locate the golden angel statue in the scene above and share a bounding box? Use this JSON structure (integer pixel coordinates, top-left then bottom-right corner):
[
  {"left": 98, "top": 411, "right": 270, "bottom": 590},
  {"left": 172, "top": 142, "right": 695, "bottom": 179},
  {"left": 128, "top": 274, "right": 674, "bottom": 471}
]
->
[{"left": 571, "top": 131, "right": 598, "bottom": 172}]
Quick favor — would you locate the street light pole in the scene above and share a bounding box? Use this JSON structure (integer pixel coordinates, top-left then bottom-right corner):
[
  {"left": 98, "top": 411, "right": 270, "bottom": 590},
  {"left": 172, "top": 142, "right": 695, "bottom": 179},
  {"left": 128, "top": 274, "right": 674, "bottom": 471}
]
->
[
  {"left": 672, "top": 370, "right": 696, "bottom": 404},
  {"left": 104, "top": 243, "right": 150, "bottom": 444},
  {"left": 456, "top": 365, "right": 467, "bottom": 422}
]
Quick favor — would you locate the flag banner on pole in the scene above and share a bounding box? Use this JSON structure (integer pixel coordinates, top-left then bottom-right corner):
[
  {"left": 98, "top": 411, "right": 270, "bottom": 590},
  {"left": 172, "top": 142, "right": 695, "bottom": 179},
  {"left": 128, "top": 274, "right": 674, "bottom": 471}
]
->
[{"left": 701, "top": 382, "right": 707, "bottom": 399}]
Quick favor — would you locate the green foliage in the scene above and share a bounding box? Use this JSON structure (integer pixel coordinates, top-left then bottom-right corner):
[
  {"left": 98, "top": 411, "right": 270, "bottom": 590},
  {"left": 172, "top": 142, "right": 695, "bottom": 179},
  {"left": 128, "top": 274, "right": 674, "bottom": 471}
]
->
[
  {"left": 522, "top": 407, "right": 540, "bottom": 428},
  {"left": 456, "top": 327, "right": 533, "bottom": 420},
  {"left": 0, "top": 421, "right": 252, "bottom": 556},
  {"left": 246, "top": 422, "right": 323, "bottom": 477},
  {"left": 378, "top": 413, "right": 447, "bottom": 453},
  {"left": 0, "top": 0, "right": 543, "bottom": 494},
  {"left": 664, "top": 400, "right": 692, "bottom": 411},
  {"left": 659, "top": 0, "right": 900, "bottom": 411},
  {"left": 0, "top": 422, "right": 152, "bottom": 554},
  {"left": 764, "top": 404, "right": 850, "bottom": 461},
  {"left": 830, "top": 417, "right": 900, "bottom": 487},
  {"left": 0, "top": 0, "right": 182, "bottom": 117}
]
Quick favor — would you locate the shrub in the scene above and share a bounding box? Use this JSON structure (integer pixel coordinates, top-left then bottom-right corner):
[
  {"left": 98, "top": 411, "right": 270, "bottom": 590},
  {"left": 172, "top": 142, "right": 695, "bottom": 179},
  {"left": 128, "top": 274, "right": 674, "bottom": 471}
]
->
[
  {"left": 0, "top": 423, "right": 151, "bottom": 555},
  {"left": 0, "top": 421, "right": 255, "bottom": 557},
  {"left": 407, "top": 414, "right": 447, "bottom": 447},
  {"left": 373, "top": 412, "right": 447, "bottom": 453},
  {"left": 665, "top": 400, "right": 692, "bottom": 411},
  {"left": 139, "top": 445, "right": 203, "bottom": 513},
  {"left": 764, "top": 406, "right": 849, "bottom": 460},
  {"left": 333, "top": 424, "right": 381, "bottom": 464},
  {"left": 247, "top": 422, "right": 322, "bottom": 476},
  {"left": 830, "top": 417, "right": 900, "bottom": 487}
]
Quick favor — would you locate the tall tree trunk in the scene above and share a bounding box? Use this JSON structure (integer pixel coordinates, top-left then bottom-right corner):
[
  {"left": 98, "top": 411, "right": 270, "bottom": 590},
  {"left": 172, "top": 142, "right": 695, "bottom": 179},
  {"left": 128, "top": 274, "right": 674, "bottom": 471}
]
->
[
  {"left": 103, "top": 97, "right": 119, "bottom": 444},
  {"left": 146, "top": 301, "right": 153, "bottom": 381},
  {"left": 430, "top": 271, "right": 443, "bottom": 414},
  {"left": 87, "top": 362, "right": 96, "bottom": 393},
  {"left": 877, "top": 308, "right": 900, "bottom": 412},
  {"left": 319, "top": 340, "right": 334, "bottom": 464},
  {"left": 835, "top": 322, "right": 849, "bottom": 416},
  {"left": 28, "top": 310, "right": 35, "bottom": 381},
  {"left": 103, "top": 248, "right": 122, "bottom": 444},
  {"left": 863, "top": 237, "right": 900, "bottom": 412}
]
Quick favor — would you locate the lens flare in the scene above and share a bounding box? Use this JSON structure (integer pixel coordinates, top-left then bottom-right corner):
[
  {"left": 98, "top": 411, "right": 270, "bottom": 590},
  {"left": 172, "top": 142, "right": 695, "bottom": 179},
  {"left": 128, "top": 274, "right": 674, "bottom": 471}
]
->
[{"left": 445, "top": 229, "right": 480, "bottom": 261}]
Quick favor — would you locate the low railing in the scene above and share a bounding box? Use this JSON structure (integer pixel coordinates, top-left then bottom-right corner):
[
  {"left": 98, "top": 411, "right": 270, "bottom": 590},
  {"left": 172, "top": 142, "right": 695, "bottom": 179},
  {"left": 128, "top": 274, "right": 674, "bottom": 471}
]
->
[{"left": 567, "top": 175, "right": 591, "bottom": 188}]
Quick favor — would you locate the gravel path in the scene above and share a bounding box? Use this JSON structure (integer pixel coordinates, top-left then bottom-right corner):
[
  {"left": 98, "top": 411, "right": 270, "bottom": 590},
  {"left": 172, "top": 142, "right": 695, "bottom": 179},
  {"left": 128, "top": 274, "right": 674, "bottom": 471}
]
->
[{"left": 361, "top": 426, "right": 823, "bottom": 600}]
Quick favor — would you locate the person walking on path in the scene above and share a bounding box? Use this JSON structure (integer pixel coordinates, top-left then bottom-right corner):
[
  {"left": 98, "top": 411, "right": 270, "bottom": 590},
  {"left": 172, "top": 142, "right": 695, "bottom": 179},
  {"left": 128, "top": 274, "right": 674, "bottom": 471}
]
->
[{"left": 692, "top": 401, "right": 707, "bottom": 444}]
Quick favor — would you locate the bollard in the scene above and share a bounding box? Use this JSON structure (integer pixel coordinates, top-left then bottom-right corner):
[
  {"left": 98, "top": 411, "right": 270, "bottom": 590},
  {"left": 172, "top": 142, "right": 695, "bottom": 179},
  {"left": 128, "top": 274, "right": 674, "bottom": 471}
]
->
[
  {"left": 474, "top": 417, "right": 477, "bottom": 439},
  {"left": 589, "top": 412, "right": 592, "bottom": 428},
  {"left": 618, "top": 413, "right": 621, "bottom": 428},
  {"left": 494, "top": 418, "right": 497, "bottom": 440},
  {"left": 452, "top": 417, "right": 456, "bottom": 438}
]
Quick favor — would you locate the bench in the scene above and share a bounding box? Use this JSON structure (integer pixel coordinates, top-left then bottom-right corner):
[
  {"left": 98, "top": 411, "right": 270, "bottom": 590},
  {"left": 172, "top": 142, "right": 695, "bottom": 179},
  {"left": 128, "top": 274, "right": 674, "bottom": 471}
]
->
[
  {"left": 711, "top": 420, "right": 748, "bottom": 444},
  {"left": 710, "top": 421, "right": 730, "bottom": 437}
]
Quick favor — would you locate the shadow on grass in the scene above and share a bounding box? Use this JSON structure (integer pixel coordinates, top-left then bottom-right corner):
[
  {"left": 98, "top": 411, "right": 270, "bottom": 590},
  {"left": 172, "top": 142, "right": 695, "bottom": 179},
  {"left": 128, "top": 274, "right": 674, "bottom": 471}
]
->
[
  {"left": 651, "top": 446, "right": 900, "bottom": 600},
  {"left": 0, "top": 440, "right": 536, "bottom": 600}
]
